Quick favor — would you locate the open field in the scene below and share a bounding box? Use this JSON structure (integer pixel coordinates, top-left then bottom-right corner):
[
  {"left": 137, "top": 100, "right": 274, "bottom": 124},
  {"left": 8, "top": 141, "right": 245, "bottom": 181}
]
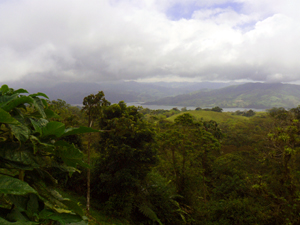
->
[{"left": 167, "top": 110, "right": 252, "bottom": 124}]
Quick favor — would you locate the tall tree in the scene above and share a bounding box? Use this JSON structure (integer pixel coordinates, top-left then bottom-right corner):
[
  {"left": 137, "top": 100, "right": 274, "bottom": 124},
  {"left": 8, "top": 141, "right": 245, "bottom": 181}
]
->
[
  {"left": 157, "top": 113, "right": 220, "bottom": 209},
  {"left": 92, "top": 101, "right": 158, "bottom": 222},
  {"left": 82, "top": 91, "right": 109, "bottom": 212}
]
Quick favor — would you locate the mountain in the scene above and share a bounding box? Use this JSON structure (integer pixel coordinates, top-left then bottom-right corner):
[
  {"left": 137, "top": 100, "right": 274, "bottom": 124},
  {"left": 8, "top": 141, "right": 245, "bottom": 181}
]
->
[
  {"left": 144, "top": 83, "right": 300, "bottom": 109},
  {"left": 4, "top": 81, "right": 236, "bottom": 104}
]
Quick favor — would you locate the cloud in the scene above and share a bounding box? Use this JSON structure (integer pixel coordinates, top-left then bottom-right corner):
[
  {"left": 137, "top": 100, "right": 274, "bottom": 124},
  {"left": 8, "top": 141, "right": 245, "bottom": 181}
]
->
[{"left": 0, "top": 0, "right": 300, "bottom": 84}]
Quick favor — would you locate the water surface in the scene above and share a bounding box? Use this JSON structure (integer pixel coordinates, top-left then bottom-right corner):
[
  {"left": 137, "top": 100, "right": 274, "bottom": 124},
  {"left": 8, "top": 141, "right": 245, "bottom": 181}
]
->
[{"left": 127, "top": 102, "right": 266, "bottom": 112}]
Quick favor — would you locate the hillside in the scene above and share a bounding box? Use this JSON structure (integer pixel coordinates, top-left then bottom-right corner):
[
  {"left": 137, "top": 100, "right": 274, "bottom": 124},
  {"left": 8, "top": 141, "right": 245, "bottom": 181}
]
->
[
  {"left": 5, "top": 80, "right": 237, "bottom": 104},
  {"left": 144, "top": 82, "right": 300, "bottom": 109}
]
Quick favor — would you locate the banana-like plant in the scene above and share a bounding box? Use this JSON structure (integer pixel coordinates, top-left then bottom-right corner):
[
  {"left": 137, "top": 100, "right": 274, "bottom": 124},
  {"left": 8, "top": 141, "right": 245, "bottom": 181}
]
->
[{"left": 0, "top": 85, "right": 99, "bottom": 224}]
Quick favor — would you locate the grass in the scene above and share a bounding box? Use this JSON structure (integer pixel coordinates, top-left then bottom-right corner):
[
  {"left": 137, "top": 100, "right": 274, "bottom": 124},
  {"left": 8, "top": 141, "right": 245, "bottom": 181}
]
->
[
  {"left": 168, "top": 110, "right": 248, "bottom": 124},
  {"left": 59, "top": 189, "right": 129, "bottom": 225}
]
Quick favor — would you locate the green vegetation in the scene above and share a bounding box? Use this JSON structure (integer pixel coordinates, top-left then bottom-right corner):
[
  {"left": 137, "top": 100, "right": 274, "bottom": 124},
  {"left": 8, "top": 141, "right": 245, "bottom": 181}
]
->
[
  {"left": 4, "top": 83, "right": 300, "bottom": 224},
  {"left": 168, "top": 110, "right": 248, "bottom": 124},
  {"left": 0, "top": 85, "right": 98, "bottom": 224},
  {"left": 145, "top": 82, "right": 300, "bottom": 109}
]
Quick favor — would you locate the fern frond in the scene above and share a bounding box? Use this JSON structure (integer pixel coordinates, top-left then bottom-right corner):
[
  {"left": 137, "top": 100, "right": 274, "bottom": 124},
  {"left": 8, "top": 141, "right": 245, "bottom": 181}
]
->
[{"left": 138, "top": 203, "right": 163, "bottom": 225}]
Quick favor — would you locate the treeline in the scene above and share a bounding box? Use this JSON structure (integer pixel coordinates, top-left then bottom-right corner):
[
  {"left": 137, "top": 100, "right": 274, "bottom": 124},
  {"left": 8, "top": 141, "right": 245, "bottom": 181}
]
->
[{"left": 2, "top": 85, "right": 300, "bottom": 225}]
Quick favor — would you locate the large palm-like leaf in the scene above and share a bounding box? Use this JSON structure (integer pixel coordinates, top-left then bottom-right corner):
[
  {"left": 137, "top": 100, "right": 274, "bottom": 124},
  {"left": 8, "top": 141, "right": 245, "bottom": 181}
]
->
[{"left": 0, "top": 84, "right": 98, "bottom": 224}]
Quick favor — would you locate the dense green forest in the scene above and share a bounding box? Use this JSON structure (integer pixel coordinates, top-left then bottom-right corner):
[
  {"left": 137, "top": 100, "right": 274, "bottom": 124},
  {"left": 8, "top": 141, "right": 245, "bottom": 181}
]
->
[{"left": 2, "top": 84, "right": 300, "bottom": 224}]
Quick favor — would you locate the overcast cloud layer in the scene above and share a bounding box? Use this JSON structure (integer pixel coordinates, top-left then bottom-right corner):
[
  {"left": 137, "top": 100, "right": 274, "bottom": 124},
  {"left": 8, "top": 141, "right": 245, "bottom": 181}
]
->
[{"left": 1, "top": 0, "right": 300, "bottom": 84}]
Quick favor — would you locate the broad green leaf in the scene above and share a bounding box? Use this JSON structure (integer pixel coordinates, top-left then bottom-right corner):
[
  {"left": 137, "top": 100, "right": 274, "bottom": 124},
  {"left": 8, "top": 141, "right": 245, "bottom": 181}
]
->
[
  {"left": 0, "top": 108, "right": 20, "bottom": 124},
  {"left": 0, "top": 93, "right": 19, "bottom": 106},
  {"left": 39, "top": 209, "right": 83, "bottom": 224},
  {"left": 41, "top": 98, "right": 48, "bottom": 108},
  {"left": 0, "top": 217, "right": 37, "bottom": 225},
  {"left": 2, "top": 96, "right": 34, "bottom": 112},
  {"left": 42, "top": 121, "right": 65, "bottom": 137},
  {"left": 13, "top": 88, "right": 29, "bottom": 95},
  {"left": 62, "top": 126, "right": 101, "bottom": 137},
  {"left": 8, "top": 194, "right": 29, "bottom": 212},
  {"left": 30, "top": 135, "right": 54, "bottom": 154},
  {"left": 30, "top": 119, "right": 42, "bottom": 135},
  {"left": 8, "top": 123, "right": 30, "bottom": 142},
  {"left": 0, "top": 137, "right": 7, "bottom": 142},
  {"left": 0, "top": 168, "right": 19, "bottom": 176},
  {"left": 6, "top": 208, "right": 29, "bottom": 222},
  {"left": 0, "top": 160, "right": 36, "bottom": 170},
  {"left": 31, "top": 182, "right": 66, "bottom": 209},
  {"left": 30, "top": 118, "right": 48, "bottom": 135},
  {"left": 0, "top": 84, "right": 9, "bottom": 93},
  {"left": 51, "top": 160, "right": 79, "bottom": 173},
  {"left": 45, "top": 108, "right": 60, "bottom": 119},
  {"left": 26, "top": 169, "right": 57, "bottom": 187},
  {"left": 26, "top": 194, "right": 40, "bottom": 218},
  {"left": 29, "top": 92, "right": 49, "bottom": 99},
  {"left": 0, "top": 175, "right": 37, "bottom": 195},
  {"left": 55, "top": 141, "right": 88, "bottom": 168},
  {"left": 62, "top": 199, "right": 84, "bottom": 217},
  {"left": 0, "top": 143, "right": 40, "bottom": 169},
  {"left": 32, "top": 97, "right": 47, "bottom": 118}
]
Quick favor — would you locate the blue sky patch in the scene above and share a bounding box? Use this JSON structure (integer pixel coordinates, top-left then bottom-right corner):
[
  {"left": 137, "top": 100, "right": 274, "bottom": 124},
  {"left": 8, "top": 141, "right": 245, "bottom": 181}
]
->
[
  {"left": 166, "top": 2, "right": 200, "bottom": 20},
  {"left": 215, "top": 2, "right": 243, "bottom": 13},
  {"left": 166, "top": 1, "right": 244, "bottom": 21}
]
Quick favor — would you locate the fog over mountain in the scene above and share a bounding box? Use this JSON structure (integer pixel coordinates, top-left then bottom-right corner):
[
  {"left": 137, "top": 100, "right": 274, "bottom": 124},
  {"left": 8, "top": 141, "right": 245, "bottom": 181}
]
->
[
  {"left": 1, "top": 0, "right": 300, "bottom": 86},
  {"left": 5, "top": 80, "right": 238, "bottom": 104}
]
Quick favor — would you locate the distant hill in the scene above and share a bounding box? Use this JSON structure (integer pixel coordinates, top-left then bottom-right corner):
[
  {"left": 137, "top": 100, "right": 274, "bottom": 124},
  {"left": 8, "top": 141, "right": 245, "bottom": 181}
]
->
[
  {"left": 5, "top": 81, "right": 237, "bottom": 104},
  {"left": 144, "top": 83, "right": 300, "bottom": 109}
]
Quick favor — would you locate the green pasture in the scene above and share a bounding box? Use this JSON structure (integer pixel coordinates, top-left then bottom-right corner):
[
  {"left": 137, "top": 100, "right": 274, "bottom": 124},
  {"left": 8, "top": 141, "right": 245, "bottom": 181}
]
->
[{"left": 167, "top": 110, "right": 250, "bottom": 124}]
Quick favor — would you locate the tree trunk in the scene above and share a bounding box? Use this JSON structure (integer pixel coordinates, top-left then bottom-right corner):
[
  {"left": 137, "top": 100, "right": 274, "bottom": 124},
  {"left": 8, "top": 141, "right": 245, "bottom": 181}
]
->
[{"left": 86, "top": 112, "right": 92, "bottom": 213}]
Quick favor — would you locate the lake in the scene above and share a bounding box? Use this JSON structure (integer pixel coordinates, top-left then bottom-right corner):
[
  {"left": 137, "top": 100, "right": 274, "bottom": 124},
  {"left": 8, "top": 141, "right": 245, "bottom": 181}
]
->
[{"left": 126, "top": 102, "right": 266, "bottom": 112}]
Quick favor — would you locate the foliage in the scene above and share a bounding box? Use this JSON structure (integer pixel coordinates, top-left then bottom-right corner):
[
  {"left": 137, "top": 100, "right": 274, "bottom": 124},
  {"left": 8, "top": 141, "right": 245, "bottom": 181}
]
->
[
  {"left": 131, "top": 171, "right": 185, "bottom": 225},
  {"left": 260, "top": 109, "right": 300, "bottom": 224},
  {"left": 157, "top": 113, "right": 221, "bottom": 219},
  {"left": 81, "top": 91, "right": 110, "bottom": 212},
  {"left": 46, "top": 99, "right": 85, "bottom": 188},
  {"left": 168, "top": 110, "right": 247, "bottom": 125},
  {"left": 232, "top": 109, "right": 256, "bottom": 117},
  {"left": 267, "top": 107, "right": 288, "bottom": 120},
  {"left": 91, "top": 101, "right": 158, "bottom": 223},
  {"left": 6, "top": 83, "right": 300, "bottom": 225},
  {"left": 140, "top": 107, "right": 181, "bottom": 121},
  {"left": 82, "top": 91, "right": 110, "bottom": 126},
  {"left": 211, "top": 106, "right": 223, "bottom": 112},
  {"left": 181, "top": 107, "right": 188, "bottom": 112},
  {"left": 47, "top": 99, "right": 82, "bottom": 127},
  {"left": 0, "top": 84, "right": 99, "bottom": 224}
]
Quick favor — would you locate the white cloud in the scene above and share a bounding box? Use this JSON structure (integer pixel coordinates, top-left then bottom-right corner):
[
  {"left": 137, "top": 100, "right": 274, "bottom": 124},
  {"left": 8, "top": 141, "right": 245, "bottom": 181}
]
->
[{"left": 0, "top": 0, "right": 300, "bottom": 84}]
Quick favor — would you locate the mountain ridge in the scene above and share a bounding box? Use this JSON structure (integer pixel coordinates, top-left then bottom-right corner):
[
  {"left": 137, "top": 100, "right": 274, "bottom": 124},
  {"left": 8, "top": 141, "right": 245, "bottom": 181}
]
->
[
  {"left": 4, "top": 80, "right": 237, "bottom": 104},
  {"left": 144, "top": 82, "right": 300, "bottom": 109}
]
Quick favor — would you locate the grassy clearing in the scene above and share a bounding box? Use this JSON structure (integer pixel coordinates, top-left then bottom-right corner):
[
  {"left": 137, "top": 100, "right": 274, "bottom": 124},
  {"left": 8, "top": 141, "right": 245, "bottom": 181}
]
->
[
  {"left": 167, "top": 110, "right": 248, "bottom": 124},
  {"left": 59, "top": 189, "right": 129, "bottom": 225}
]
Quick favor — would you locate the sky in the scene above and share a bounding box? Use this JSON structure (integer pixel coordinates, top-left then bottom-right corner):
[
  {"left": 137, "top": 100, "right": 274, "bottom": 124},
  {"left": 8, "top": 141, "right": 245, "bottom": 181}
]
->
[{"left": 0, "top": 0, "right": 300, "bottom": 85}]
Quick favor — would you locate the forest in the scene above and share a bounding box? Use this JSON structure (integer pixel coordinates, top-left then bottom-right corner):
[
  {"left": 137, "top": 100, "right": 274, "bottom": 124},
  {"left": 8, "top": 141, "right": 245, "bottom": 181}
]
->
[{"left": 2, "top": 84, "right": 300, "bottom": 225}]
